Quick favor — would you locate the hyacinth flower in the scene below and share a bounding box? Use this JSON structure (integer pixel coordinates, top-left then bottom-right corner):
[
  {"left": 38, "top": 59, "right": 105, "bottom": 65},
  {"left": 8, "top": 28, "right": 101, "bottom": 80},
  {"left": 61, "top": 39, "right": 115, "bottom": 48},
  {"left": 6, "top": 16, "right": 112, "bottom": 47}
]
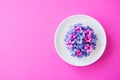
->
[
  {"left": 84, "top": 44, "right": 93, "bottom": 53},
  {"left": 84, "top": 27, "right": 93, "bottom": 35},
  {"left": 84, "top": 35, "right": 92, "bottom": 42},
  {"left": 75, "top": 49, "right": 82, "bottom": 56},
  {"left": 64, "top": 23, "right": 97, "bottom": 58},
  {"left": 66, "top": 41, "right": 73, "bottom": 49}
]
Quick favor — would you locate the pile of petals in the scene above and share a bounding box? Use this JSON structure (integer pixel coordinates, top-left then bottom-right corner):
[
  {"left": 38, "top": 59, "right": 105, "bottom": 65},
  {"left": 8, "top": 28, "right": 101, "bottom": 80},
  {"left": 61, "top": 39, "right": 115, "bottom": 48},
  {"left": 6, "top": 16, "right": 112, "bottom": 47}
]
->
[{"left": 64, "top": 23, "right": 98, "bottom": 58}]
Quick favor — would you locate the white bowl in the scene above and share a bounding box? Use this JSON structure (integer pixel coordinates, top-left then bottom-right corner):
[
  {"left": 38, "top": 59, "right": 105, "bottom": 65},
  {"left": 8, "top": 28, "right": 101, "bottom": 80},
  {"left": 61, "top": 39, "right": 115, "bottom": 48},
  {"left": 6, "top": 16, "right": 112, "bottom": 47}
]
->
[{"left": 54, "top": 14, "right": 106, "bottom": 66}]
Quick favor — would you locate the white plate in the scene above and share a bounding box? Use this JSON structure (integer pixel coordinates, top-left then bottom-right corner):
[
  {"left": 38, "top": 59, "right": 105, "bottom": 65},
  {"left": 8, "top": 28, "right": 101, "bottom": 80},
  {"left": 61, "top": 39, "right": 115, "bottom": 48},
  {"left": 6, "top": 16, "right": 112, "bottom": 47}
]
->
[{"left": 54, "top": 14, "right": 106, "bottom": 66}]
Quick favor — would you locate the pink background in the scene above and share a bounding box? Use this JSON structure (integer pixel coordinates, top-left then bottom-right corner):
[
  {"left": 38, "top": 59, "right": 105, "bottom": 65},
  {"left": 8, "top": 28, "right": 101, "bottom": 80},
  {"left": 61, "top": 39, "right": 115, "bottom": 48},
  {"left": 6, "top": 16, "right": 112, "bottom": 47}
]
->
[{"left": 0, "top": 0, "right": 120, "bottom": 80}]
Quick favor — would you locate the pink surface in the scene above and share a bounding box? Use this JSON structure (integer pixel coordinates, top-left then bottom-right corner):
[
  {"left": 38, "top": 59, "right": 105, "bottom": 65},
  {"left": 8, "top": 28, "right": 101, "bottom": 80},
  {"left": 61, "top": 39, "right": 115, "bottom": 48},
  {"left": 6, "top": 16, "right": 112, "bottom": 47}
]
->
[{"left": 0, "top": 0, "right": 120, "bottom": 80}]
